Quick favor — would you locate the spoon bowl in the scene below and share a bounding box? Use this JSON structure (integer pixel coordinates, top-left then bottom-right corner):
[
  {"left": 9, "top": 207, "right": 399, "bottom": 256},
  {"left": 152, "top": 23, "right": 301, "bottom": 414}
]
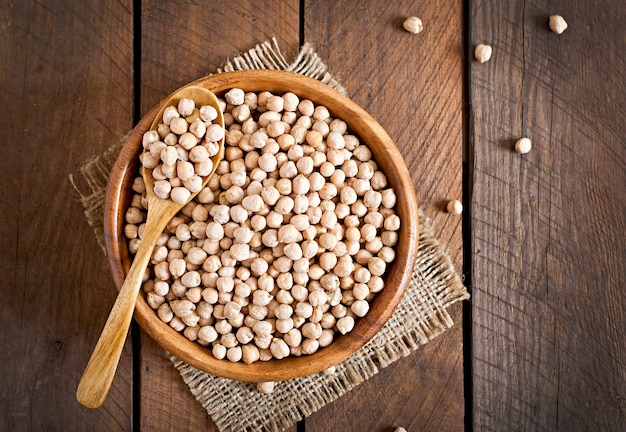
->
[{"left": 76, "top": 85, "right": 224, "bottom": 409}]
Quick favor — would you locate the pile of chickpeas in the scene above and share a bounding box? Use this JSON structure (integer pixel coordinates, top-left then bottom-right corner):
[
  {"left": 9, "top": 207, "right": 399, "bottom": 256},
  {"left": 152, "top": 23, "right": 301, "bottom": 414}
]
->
[
  {"left": 140, "top": 98, "right": 224, "bottom": 204},
  {"left": 124, "top": 88, "right": 401, "bottom": 364}
]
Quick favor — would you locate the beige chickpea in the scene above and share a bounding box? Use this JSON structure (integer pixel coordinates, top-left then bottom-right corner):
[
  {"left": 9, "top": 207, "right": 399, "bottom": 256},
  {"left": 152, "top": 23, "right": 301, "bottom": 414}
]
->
[
  {"left": 341, "top": 159, "right": 358, "bottom": 178},
  {"left": 381, "top": 231, "right": 398, "bottom": 247},
  {"left": 311, "top": 105, "right": 329, "bottom": 121},
  {"left": 303, "top": 130, "right": 322, "bottom": 148},
  {"left": 214, "top": 319, "right": 233, "bottom": 335},
  {"left": 350, "top": 300, "right": 370, "bottom": 317},
  {"left": 248, "top": 304, "right": 268, "bottom": 321},
  {"left": 216, "top": 276, "right": 234, "bottom": 293},
  {"left": 365, "top": 237, "right": 383, "bottom": 254},
  {"left": 320, "top": 209, "right": 338, "bottom": 229},
  {"left": 326, "top": 149, "right": 345, "bottom": 167},
  {"left": 225, "top": 346, "right": 242, "bottom": 363},
  {"left": 381, "top": 189, "right": 397, "bottom": 208},
  {"left": 368, "top": 257, "right": 387, "bottom": 277},
  {"left": 157, "top": 303, "right": 174, "bottom": 323},
  {"left": 378, "top": 246, "right": 396, "bottom": 263},
  {"left": 353, "top": 145, "right": 371, "bottom": 162},
  {"left": 307, "top": 264, "right": 325, "bottom": 281},
  {"left": 353, "top": 266, "right": 371, "bottom": 283},
  {"left": 264, "top": 212, "right": 282, "bottom": 229},
  {"left": 362, "top": 212, "right": 382, "bottom": 229},
  {"left": 295, "top": 302, "right": 313, "bottom": 319},
  {"left": 351, "top": 179, "right": 370, "bottom": 196},
  {"left": 169, "top": 258, "right": 187, "bottom": 279},
  {"left": 331, "top": 304, "right": 347, "bottom": 319},
  {"left": 354, "top": 282, "right": 371, "bottom": 300},
  {"left": 336, "top": 316, "right": 355, "bottom": 335},
  {"left": 275, "top": 196, "right": 295, "bottom": 215},
  {"left": 334, "top": 258, "right": 355, "bottom": 278},
  {"left": 363, "top": 190, "right": 382, "bottom": 209},
  {"left": 237, "top": 195, "right": 261, "bottom": 213},
  {"left": 255, "top": 335, "right": 272, "bottom": 350},
  {"left": 258, "top": 153, "right": 278, "bottom": 173},
  {"left": 296, "top": 99, "right": 314, "bottom": 116},
  {"left": 269, "top": 338, "right": 290, "bottom": 359},
  {"left": 277, "top": 224, "right": 300, "bottom": 244},
  {"left": 370, "top": 171, "right": 387, "bottom": 190},
  {"left": 197, "top": 326, "right": 218, "bottom": 345},
  {"left": 249, "top": 214, "right": 266, "bottom": 232},
  {"left": 246, "top": 179, "right": 264, "bottom": 196},
  {"left": 201, "top": 286, "right": 219, "bottom": 304},
  {"left": 288, "top": 214, "right": 309, "bottom": 232},
  {"left": 318, "top": 270, "right": 339, "bottom": 289},
  {"left": 241, "top": 344, "right": 260, "bottom": 364},
  {"left": 384, "top": 214, "right": 401, "bottom": 231},
  {"left": 301, "top": 322, "right": 323, "bottom": 340},
  {"left": 360, "top": 224, "right": 377, "bottom": 243},
  {"left": 355, "top": 249, "right": 374, "bottom": 266},
  {"left": 318, "top": 329, "right": 334, "bottom": 347},
  {"left": 282, "top": 242, "right": 302, "bottom": 260},
  {"left": 290, "top": 124, "right": 308, "bottom": 144},
  {"left": 307, "top": 172, "right": 324, "bottom": 192},
  {"left": 283, "top": 328, "right": 302, "bottom": 348},
  {"left": 277, "top": 133, "right": 296, "bottom": 151},
  {"left": 290, "top": 285, "right": 308, "bottom": 303},
  {"left": 339, "top": 186, "right": 358, "bottom": 205},
  {"left": 319, "top": 252, "right": 338, "bottom": 271},
  {"left": 211, "top": 343, "right": 227, "bottom": 360}
]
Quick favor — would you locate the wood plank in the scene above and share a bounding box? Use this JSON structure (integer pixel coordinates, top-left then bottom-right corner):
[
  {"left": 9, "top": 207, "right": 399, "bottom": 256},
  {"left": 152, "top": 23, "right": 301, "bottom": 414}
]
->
[
  {"left": 303, "top": 1, "right": 466, "bottom": 430},
  {"left": 470, "top": 1, "right": 626, "bottom": 430},
  {"left": 0, "top": 0, "right": 134, "bottom": 429},
  {"left": 138, "top": 2, "right": 299, "bottom": 429}
]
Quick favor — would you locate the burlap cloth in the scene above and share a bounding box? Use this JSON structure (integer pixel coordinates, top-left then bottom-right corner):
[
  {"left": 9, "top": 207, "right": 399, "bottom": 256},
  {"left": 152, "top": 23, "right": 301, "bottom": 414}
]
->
[{"left": 71, "top": 39, "right": 469, "bottom": 432}]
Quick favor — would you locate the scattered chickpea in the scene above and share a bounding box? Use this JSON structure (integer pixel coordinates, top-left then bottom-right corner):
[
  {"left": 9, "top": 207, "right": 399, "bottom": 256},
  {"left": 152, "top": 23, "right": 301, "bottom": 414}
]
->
[
  {"left": 549, "top": 15, "right": 568, "bottom": 34},
  {"left": 446, "top": 199, "right": 463, "bottom": 215},
  {"left": 514, "top": 137, "right": 532, "bottom": 154},
  {"left": 403, "top": 16, "right": 423, "bottom": 34},
  {"left": 474, "top": 43, "right": 493, "bottom": 63},
  {"left": 257, "top": 381, "right": 275, "bottom": 394}
]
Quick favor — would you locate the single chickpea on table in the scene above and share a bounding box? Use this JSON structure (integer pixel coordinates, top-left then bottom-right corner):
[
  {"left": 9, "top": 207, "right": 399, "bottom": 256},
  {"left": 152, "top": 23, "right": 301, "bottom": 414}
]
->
[{"left": 126, "top": 87, "right": 402, "bottom": 365}]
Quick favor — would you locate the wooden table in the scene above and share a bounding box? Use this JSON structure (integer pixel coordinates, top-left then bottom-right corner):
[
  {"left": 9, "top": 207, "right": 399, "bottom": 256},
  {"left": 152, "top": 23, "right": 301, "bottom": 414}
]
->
[{"left": 2, "top": 0, "right": 624, "bottom": 430}]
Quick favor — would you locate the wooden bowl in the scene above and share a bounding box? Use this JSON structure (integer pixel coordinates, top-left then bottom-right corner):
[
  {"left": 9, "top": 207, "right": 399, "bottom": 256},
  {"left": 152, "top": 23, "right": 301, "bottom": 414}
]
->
[{"left": 104, "top": 70, "right": 419, "bottom": 382}]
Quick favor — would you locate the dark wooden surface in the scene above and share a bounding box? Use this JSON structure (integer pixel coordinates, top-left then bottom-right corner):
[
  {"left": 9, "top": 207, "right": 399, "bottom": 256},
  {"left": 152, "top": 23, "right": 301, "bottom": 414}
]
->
[
  {"left": 1, "top": 0, "right": 623, "bottom": 431},
  {"left": 470, "top": 1, "right": 626, "bottom": 431}
]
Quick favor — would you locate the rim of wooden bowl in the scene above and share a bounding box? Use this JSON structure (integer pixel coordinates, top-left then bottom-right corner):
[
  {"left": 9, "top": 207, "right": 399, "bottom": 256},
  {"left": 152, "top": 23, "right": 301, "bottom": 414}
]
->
[{"left": 104, "top": 70, "right": 419, "bottom": 382}]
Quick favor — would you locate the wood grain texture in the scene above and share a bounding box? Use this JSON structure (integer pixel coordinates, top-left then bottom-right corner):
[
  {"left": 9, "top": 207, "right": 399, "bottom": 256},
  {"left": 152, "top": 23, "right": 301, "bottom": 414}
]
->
[
  {"left": 470, "top": 1, "right": 626, "bottom": 430},
  {"left": 140, "top": 0, "right": 300, "bottom": 116},
  {"left": 303, "top": 0, "right": 465, "bottom": 431},
  {"left": 0, "top": 0, "right": 134, "bottom": 429},
  {"left": 139, "top": 1, "right": 299, "bottom": 429}
]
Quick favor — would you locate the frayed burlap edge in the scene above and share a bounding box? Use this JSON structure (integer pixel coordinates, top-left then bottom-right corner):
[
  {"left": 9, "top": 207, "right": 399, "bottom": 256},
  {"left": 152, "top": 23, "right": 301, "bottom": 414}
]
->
[
  {"left": 69, "top": 139, "right": 124, "bottom": 253},
  {"left": 70, "top": 39, "right": 468, "bottom": 432},
  {"left": 218, "top": 38, "right": 346, "bottom": 95}
]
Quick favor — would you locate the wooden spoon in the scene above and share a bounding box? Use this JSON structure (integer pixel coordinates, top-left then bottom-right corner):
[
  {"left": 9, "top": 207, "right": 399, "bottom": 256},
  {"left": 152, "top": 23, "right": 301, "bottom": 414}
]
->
[{"left": 76, "top": 86, "right": 224, "bottom": 409}]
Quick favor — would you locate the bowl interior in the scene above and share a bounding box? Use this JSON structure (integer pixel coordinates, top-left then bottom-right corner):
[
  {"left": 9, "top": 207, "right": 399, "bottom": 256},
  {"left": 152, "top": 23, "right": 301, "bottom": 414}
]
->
[{"left": 104, "top": 70, "right": 419, "bottom": 382}]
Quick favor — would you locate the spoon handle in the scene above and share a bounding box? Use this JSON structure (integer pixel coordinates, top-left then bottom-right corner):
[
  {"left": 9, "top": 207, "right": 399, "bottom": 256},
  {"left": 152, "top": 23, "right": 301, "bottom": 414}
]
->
[{"left": 76, "top": 213, "right": 163, "bottom": 409}]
